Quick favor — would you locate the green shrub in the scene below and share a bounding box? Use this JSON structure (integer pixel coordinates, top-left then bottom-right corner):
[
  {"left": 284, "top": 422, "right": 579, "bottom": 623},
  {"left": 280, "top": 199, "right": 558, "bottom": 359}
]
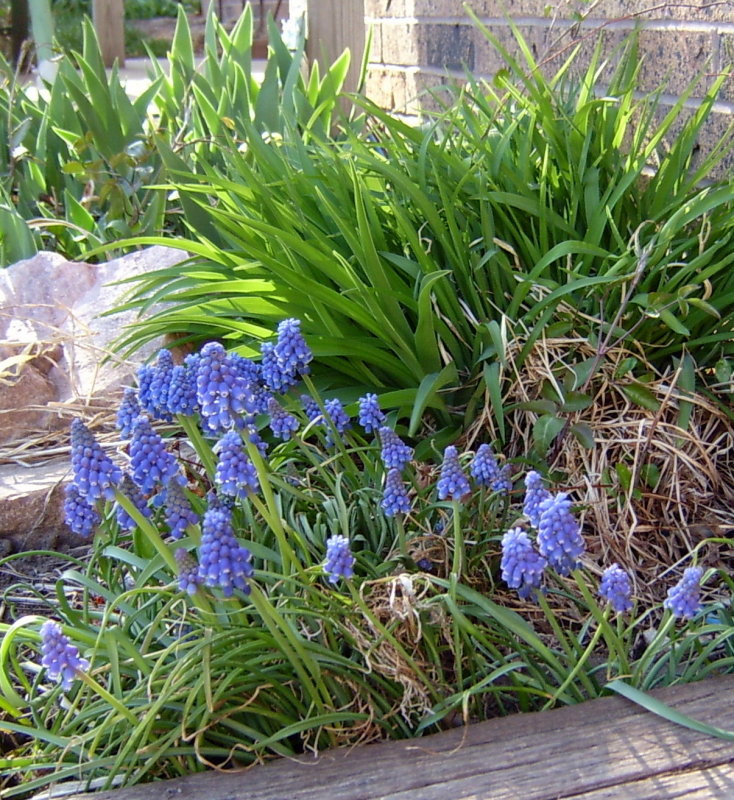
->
[{"left": 112, "top": 22, "right": 734, "bottom": 444}]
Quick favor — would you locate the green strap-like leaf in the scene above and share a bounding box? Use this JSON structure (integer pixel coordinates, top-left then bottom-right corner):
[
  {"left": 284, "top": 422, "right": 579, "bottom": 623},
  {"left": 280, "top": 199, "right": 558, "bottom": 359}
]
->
[{"left": 606, "top": 679, "right": 734, "bottom": 740}]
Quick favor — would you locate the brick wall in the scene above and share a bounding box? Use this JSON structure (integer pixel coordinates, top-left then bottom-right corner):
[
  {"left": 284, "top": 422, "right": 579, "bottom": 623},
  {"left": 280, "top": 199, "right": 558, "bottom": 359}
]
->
[{"left": 363, "top": 1, "right": 734, "bottom": 161}]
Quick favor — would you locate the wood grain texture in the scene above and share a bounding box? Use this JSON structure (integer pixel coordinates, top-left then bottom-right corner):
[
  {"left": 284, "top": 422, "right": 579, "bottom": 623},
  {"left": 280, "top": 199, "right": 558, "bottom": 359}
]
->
[
  {"left": 91, "top": 0, "right": 124, "bottom": 67},
  {"left": 63, "top": 674, "right": 734, "bottom": 800}
]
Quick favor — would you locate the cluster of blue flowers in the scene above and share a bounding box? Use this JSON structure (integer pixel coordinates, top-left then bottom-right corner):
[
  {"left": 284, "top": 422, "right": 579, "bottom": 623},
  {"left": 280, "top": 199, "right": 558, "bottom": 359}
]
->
[
  {"left": 62, "top": 318, "right": 710, "bottom": 623},
  {"left": 40, "top": 620, "right": 89, "bottom": 691},
  {"left": 500, "top": 470, "right": 706, "bottom": 619}
]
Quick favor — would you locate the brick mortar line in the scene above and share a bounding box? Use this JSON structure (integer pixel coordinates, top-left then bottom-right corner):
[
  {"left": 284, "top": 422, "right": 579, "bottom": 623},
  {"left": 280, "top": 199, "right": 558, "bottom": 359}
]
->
[
  {"left": 367, "top": 61, "right": 734, "bottom": 113},
  {"left": 366, "top": 15, "right": 734, "bottom": 33}
]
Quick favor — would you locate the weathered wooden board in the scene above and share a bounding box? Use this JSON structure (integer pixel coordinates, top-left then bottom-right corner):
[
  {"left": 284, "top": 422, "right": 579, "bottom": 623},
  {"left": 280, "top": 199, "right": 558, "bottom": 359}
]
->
[{"left": 64, "top": 674, "right": 734, "bottom": 800}]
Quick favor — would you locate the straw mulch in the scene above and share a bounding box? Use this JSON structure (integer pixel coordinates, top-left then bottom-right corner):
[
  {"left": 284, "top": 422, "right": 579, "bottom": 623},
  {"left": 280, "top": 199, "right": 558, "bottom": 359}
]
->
[{"left": 473, "top": 334, "right": 734, "bottom": 606}]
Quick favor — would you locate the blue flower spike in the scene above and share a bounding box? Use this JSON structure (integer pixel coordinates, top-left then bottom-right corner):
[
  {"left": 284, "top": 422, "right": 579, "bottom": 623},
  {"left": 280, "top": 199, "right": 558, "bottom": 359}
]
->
[
  {"left": 70, "top": 418, "right": 122, "bottom": 502},
  {"left": 162, "top": 479, "right": 200, "bottom": 540},
  {"left": 358, "top": 393, "right": 386, "bottom": 434},
  {"left": 215, "top": 430, "right": 260, "bottom": 499},
  {"left": 500, "top": 527, "right": 547, "bottom": 600},
  {"left": 470, "top": 443, "right": 500, "bottom": 486},
  {"left": 323, "top": 535, "right": 355, "bottom": 583},
  {"left": 664, "top": 566, "right": 704, "bottom": 620},
  {"left": 437, "top": 445, "right": 472, "bottom": 502},
  {"left": 321, "top": 398, "right": 352, "bottom": 447},
  {"left": 63, "top": 484, "right": 100, "bottom": 538},
  {"left": 267, "top": 397, "right": 300, "bottom": 441},
  {"left": 523, "top": 470, "right": 552, "bottom": 528},
  {"left": 116, "top": 388, "right": 140, "bottom": 440},
  {"left": 175, "top": 548, "right": 203, "bottom": 596},
  {"left": 198, "top": 506, "right": 254, "bottom": 597},
  {"left": 536, "top": 493, "right": 585, "bottom": 576},
  {"left": 378, "top": 426, "right": 413, "bottom": 471},
  {"left": 40, "top": 620, "right": 90, "bottom": 691},
  {"left": 196, "top": 342, "right": 256, "bottom": 433},
  {"left": 115, "top": 473, "right": 153, "bottom": 532},
  {"left": 381, "top": 468, "right": 411, "bottom": 516},
  {"left": 129, "top": 414, "right": 182, "bottom": 494},
  {"left": 598, "top": 563, "right": 633, "bottom": 614}
]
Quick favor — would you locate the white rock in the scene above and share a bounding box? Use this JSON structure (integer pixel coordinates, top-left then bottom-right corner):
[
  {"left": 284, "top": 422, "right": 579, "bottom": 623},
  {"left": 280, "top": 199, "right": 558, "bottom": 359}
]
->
[{"left": 1, "top": 246, "right": 187, "bottom": 391}]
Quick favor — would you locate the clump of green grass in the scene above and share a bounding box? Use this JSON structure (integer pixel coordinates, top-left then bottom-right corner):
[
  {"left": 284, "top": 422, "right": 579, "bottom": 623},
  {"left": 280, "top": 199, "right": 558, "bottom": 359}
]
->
[
  {"left": 111, "top": 20, "right": 734, "bottom": 450},
  {"left": 0, "top": 325, "right": 731, "bottom": 798}
]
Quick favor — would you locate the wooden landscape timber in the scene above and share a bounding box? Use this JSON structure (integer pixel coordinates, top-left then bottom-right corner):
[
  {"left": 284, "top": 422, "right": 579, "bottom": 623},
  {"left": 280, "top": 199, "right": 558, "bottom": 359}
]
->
[{"left": 63, "top": 674, "right": 734, "bottom": 800}]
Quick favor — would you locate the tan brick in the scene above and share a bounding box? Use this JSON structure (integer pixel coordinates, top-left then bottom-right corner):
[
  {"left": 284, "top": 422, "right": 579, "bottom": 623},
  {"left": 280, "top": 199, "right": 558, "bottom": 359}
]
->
[
  {"left": 717, "top": 33, "right": 734, "bottom": 102},
  {"left": 365, "top": 0, "right": 409, "bottom": 18},
  {"left": 417, "top": 22, "right": 477, "bottom": 71},
  {"left": 380, "top": 21, "right": 420, "bottom": 64},
  {"left": 636, "top": 30, "right": 713, "bottom": 95},
  {"left": 365, "top": 66, "right": 408, "bottom": 111},
  {"left": 407, "top": 70, "right": 462, "bottom": 114},
  {"left": 694, "top": 109, "right": 734, "bottom": 179},
  {"left": 499, "top": 0, "right": 733, "bottom": 21},
  {"left": 585, "top": 0, "right": 733, "bottom": 22}
]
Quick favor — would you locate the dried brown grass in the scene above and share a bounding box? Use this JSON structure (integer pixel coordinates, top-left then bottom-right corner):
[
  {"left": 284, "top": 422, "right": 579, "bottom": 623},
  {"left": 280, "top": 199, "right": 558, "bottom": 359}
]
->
[{"left": 470, "top": 333, "right": 734, "bottom": 606}]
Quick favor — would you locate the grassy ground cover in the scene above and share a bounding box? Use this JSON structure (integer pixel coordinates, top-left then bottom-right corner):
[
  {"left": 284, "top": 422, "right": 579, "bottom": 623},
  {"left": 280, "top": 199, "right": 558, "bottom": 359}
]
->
[{"left": 0, "top": 7, "right": 733, "bottom": 798}]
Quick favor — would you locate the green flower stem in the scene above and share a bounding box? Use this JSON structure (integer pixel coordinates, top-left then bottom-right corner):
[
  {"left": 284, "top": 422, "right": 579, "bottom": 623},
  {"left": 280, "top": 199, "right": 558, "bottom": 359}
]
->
[
  {"left": 301, "top": 374, "right": 349, "bottom": 459},
  {"left": 397, "top": 515, "right": 408, "bottom": 560},
  {"left": 177, "top": 414, "right": 217, "bottom": 479},
  {"left": 113, "top": 491, "right": 215, "bottom": 618},
  {"left": 77, "top": 671, "right": 138, "bottom": 725},
  {"left": 542, "top": 608, "right": 609, "bottom": 710},
  {"left": 537, "top": 588, "right": 598, "bottom": 699},
  {"left": 114, "top": 491, "right": 177, "bottom": 572},
  {"left": 243, "top": 437, "right": 299, "bottom": 577},
  {"left": 450, "top": 500, "right": 464, "bottom": 578},
  {"left": 573, "top": 569, "right": 630, "bottom": 676},
  {"left": 632, "top": 613, "right": 676, "bottom": 685}
]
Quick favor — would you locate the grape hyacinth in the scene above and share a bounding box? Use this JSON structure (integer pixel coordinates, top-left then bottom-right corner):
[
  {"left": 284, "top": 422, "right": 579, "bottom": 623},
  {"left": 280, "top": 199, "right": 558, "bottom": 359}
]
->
[
  {"left": 161, "top": 479, "right": 199, "bottom": 540},
  {"left": 358, "top": 393, "right": 385, "bottom": 434},
  {"left": 267, "top": 397, "right": 300, "bottom": 441},
  {"left": 175, "top": 548, "right": 203, "bottom": 596},
  {"left": 215, "top": 431, "right": 259, "bottom": 499},
  {"left": 523, "top": 470, "right": 552, "bottom": 527},
  {"left": 116, "top": 388, "right": 140, "bottom": 439},
  {"left": 664, "top": 566, "right": 704, "bottom": 620},
  {"left": 70, "top": 418, "right": 122, "bottom": 502},
  {"left": 536, "top": 493, "right": 585, "bottom": 576},
  {"left": 437, "top": 445, "right": 472, "bottom": 502},
  {"left": 470, "top": 444, "right": 501, "bottom": 487},
  {"left": 136, "top": 364, "right": 155, "bottom": 417},
  {"left": 378, "top": 426, "right": 413, "bottom": 471},
  {"left": 167, "top": 358, "right": 199, "bottom": 417},
  {"left": 115, "top": 473, "right": 152, "bottom": 532},
  {"left": 39, "top": 620, "right": 90, "bottom": 691},
  {"left": 198, "top": 506, "right": 254, "bottom": 597},
  {"left": 261, "top": 342, "right": 297, "bottom": 394},
  {"left": 321, "top": 398, "right": 352, "bottom": 446},
  {"left": 274, "top": 318, "right": 312, "bottom": 376},
  {"left": 301, "top": 394, "right": 322, "bottom": 423},
  {"left": 491, "top": 463, "right": 513, "bottom": 495},
  {"left": 381, "top": 468, "right": 411, "bottom": 516},
  {"left": 599, "top": 563, "right": 634, "bottom": 613},
  {"left": 63, "top": 484, "right": 100, "bottom": 537},
  {"left": 147, "top": 349, "right": 174, "bottom": 421},
  {"left": 500, "top": 527, "right": 547, "bottom": 600},
  {"left": 196, "top": 342, "right": 256, "bottom": 432},
  {"left": 129, "top": 414, "right": 182, "bottom": 494},
  {"left": 323, "top": 535, "right": 355, "bottom": 583}
]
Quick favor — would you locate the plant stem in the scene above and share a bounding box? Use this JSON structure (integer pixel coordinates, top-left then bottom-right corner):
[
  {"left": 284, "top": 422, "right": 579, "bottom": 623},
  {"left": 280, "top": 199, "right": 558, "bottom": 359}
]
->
[
  {"left": 450, "top": 500, "right": 464, "bottom": 578},
  {"left": 78, "top": 671, "right": 138, "bottom": 725}
]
